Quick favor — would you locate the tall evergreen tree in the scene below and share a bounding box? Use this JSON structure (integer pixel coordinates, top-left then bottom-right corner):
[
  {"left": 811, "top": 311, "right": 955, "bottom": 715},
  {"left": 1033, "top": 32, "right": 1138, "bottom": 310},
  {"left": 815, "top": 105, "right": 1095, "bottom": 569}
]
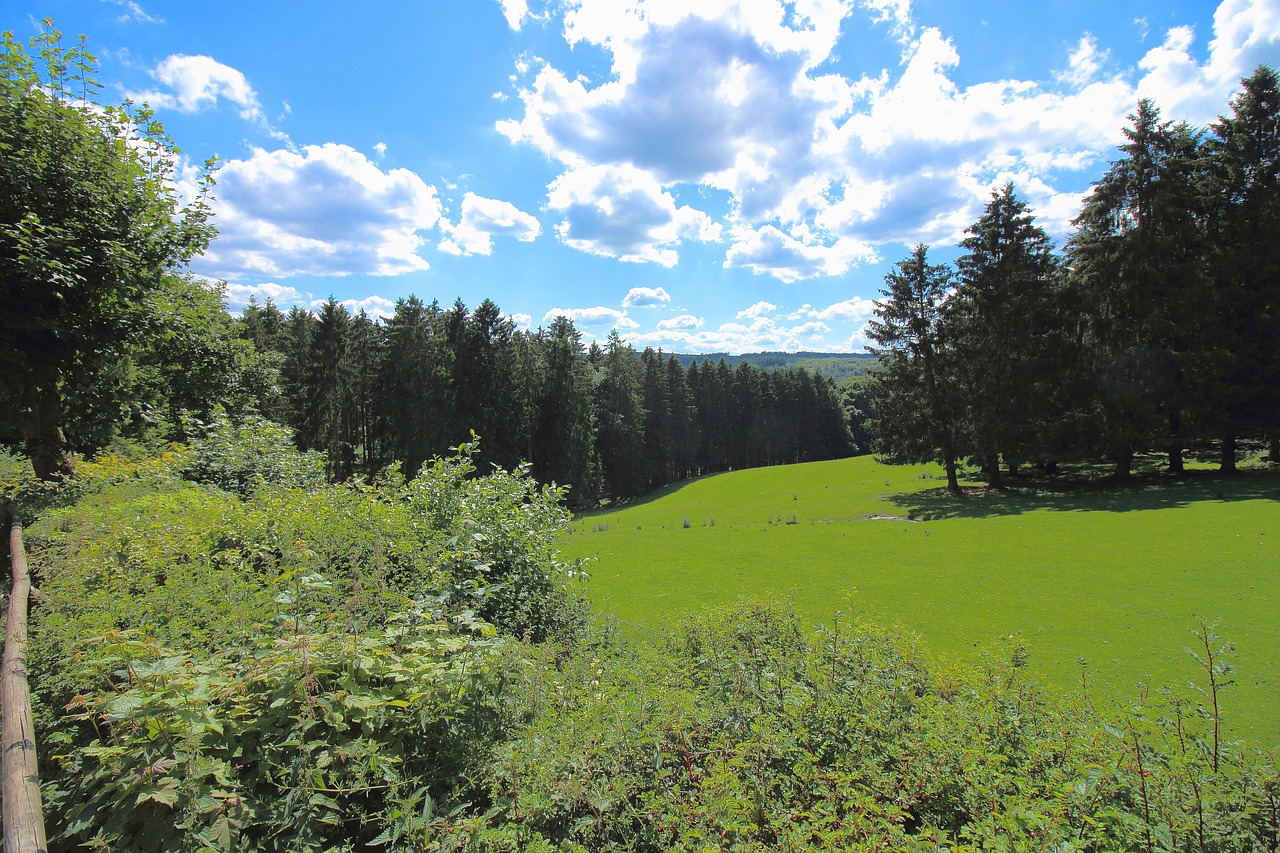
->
[
  {"left": 867, "top": 244, "right": 964, "bottom": 491},
  {"left": 1204, "top": 65, "right": 1280, "bottom": 468},
  {"left": 378, "top": 296, "right": 453, "bottom": 477},
  {"left": 344, "top": 310, "right": 383, "bottom": 474},
  {"left": 593, "top": 331, "right": 646, "bottom": 500},
  {"left": 307, "top": 298, "right": 354, "bottom": 480},
  {"left": 532, "top": 317, "right": 596, "bottom": 504},
  {"left": 1068, "top": 100, "right": 1208, "bottom": 476},
  {"left": 950, "top": 184, "right": 1060, "bottom": 486},
  {"left": 279, "top": 307, "right": 318, "bottom": 442}
]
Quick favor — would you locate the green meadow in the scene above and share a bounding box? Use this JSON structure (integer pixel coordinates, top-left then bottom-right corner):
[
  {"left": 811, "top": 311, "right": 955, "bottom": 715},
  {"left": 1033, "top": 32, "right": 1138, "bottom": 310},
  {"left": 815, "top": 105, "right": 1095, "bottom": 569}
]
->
[{"left": 560, "top": 456, "right": 1280, "bottom": 742}]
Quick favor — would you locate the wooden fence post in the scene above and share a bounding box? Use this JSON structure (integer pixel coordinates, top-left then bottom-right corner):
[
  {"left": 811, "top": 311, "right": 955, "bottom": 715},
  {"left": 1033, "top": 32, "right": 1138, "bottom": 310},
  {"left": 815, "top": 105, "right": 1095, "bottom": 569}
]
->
[{"left": 3, "top": 507, "right": 48, "bottom": 853}]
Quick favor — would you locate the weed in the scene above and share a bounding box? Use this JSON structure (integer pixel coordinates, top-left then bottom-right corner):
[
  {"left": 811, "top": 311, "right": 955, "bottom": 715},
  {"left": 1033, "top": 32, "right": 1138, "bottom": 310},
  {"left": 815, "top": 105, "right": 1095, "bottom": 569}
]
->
[
  {"left": 681, "top": 516, "right": 692, "bottom": 529},
  {"left": 785, "top": 511, "right": 798, "bottom": 525}
]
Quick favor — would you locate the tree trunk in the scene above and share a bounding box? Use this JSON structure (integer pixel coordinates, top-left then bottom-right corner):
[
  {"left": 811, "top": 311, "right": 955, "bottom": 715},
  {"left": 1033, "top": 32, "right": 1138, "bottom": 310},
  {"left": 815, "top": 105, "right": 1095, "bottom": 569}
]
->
[
  {"left": 986, "top": 451, "right": 1004, "bottom": 490},
  {"left": 20, "top": 379, "right": 74, "bottom": 482},
  {"left": 1220, "top": 434, "right": 1237, "bottom": 473},
  {"left": 1114, "top": 449, "right": 1133, "bottom": 479},
  {"left": 1268, "top": 434, "right": 1277, "bottom": 464},
  {"left": 944, "top": 453, "right": 960, "bottom": 493},
  {"left": 1167, "top": 411, "right": 1185, "bottom": 474}
]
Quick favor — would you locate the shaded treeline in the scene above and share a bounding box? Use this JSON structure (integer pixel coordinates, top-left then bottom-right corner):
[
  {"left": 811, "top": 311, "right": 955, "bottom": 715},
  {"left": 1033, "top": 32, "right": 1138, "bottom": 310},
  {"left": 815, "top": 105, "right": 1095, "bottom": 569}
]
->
[
  {"left": 237, "top": 297, "right": 852, "bottom": 505},
  {"left": 869, "top": 68, "right": 1280, "bottom": 487}
]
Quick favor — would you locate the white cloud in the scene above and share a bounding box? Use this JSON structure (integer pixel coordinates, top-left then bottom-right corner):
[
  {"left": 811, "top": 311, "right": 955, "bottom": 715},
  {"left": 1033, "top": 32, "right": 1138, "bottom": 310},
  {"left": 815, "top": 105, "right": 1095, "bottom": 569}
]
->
[
  {"left": 622, "top": 286, "right": 672, "bottom": 307},
  {"left": 508, "top": 312, "right": 533, "bottom": 328},
  {"left": 222, "top": 281, "right": 308, "bottom": 310},
  {"left": 439, "top": 192, "right": 541, "bottom": 256},
  {"left": 195, "top": 143, "right": 442, "bottom": 279},
  {"left": 497, "top": 0, "right": 1280, "bottom": 279},
  {"left": 724, "top": 225, "right": 877, "bottom": 283},
  {"left": 547, "top": 164, "right": 720, "bottom": 266},
  {"left": 1135, "top": 0, "right": 1280, "bottom": 121},
  {"left": 312, "top": 295, "right": 396, "bottom": 320},
  {"left": 656, "top": 314, "right": 705, "bottom": 331},
  {"left": 133, "top": 55, "right": 263, "bottom": 120},
  {"left": 498, "top": 0, "right": 530, "bottom": 29},
  {"left": 631, "top": 314, "right": 857, "bottom": 354},
  {"left": 1058, "top": 34, "right": 1110, "bottom": 88},
  {"left": 102, "top": 0, "right": 163, "bottom": 24},
  {"left": 373, "top": 142, "right": 388, "bottom": 157},
  {"left": 737, "top": 300, "right": 778, "bottom": 319},
  {"left": 543, "top": 305, "right": 640, "bottom": 328}
]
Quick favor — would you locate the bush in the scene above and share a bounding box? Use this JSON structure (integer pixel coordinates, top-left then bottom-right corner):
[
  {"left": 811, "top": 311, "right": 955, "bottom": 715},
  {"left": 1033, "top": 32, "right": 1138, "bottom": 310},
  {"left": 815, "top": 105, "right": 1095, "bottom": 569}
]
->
[
  {"left": 25, "top": 434, "right": 589, "bottom": 849},
  {"left": 455, "top": 603, "right": 1280, "bottom": 852}
]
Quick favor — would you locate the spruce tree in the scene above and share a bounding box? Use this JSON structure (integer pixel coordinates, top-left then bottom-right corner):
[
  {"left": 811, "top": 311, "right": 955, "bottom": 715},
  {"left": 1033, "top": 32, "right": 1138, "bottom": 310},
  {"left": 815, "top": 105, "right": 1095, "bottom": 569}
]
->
[{"left": 867, "top": 244, "right": 964, "bottom": 491}]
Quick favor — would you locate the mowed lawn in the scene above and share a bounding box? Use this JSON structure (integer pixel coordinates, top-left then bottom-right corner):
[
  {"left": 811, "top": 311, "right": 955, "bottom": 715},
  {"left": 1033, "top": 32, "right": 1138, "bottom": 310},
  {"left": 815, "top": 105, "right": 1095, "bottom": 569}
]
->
[{"left": 558, "top": 456, "right": 1280, "bottom": 742}]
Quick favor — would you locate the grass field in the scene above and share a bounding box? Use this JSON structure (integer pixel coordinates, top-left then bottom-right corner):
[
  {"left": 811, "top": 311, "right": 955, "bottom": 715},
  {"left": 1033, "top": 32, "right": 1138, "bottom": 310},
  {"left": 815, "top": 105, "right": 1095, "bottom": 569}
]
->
[{"left": 558, "top": 456, "right": 1280, "bottom": 742}]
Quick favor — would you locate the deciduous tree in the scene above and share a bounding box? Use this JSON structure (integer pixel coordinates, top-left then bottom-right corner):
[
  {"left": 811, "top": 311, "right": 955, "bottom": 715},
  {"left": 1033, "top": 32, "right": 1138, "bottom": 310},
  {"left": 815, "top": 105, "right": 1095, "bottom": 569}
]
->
[{"left": 0, "top": 26, "right": 214, "bottom": 478}]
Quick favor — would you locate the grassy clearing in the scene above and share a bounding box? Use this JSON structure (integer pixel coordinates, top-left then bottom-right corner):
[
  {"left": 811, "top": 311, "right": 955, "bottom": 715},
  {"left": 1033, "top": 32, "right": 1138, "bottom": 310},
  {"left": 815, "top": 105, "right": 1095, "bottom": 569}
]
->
[{"left": 559, "top": 456, "right": 1280, "bottom": 742}]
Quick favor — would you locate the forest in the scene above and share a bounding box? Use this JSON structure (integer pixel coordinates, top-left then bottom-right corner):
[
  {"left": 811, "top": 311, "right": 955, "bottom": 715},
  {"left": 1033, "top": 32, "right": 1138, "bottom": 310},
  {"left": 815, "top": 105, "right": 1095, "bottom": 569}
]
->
[
  {"left": 2, "top": 24, "right": 1279, "bottom": 853},
  {"left": 234, "top": 298, "right": 855, "bottom": 505}
]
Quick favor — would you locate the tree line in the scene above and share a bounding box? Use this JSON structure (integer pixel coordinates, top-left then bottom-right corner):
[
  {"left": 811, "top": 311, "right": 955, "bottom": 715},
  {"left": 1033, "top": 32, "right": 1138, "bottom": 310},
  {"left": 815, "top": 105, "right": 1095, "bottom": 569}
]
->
[
  {"left": 236, "top": 297, "right": 853, "bottom": 505},
  {"left": 868, "top": 66, "right": 1280, "bottom": 489}
]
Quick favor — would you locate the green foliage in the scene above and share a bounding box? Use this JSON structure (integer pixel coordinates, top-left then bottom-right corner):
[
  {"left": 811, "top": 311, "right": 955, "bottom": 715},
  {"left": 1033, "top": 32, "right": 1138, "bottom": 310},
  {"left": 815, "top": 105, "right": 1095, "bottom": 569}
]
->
[
  {"left": 456, "top": 603, "right": 1279, "bottom": 851},
  {"left": 54, "top": 616, "right": 508, "bottom": 852},
  {"left": 0, "top": 25, "right": 214, "bottom": 478},
  {"left": 181, "top": 407, "right": 325, "bottom": 496},
  {"left": 23, "top": 432, "right": 588, "bottom": 848}
]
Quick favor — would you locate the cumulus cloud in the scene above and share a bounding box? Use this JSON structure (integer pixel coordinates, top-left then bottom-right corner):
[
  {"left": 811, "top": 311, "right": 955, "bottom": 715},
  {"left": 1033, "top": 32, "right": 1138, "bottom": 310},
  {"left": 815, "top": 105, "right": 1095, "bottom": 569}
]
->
[
  {"left": 133, "top": 55, "right": 263, "bottom": 120},
  {"left": 222, "top": 281, "right": 308, "bottom": 311},
  {"left": 632, "top": 314, "right": 853, "bottom": 354},
  {"left": 737, "top": 301, "right": 778, "bottom": 319},
  {"left": 547, "top": 164, "right": 720, "bottom": 266},
  {"left": 131, "top": 54, "right": 291, "bottom": 142},
  {"left": 498, "top": 0, "right": 530, "bottom": 28},
  {"left": 497, "top": 0, "right": 1280, "bottom": 278},
  {"left": 656, "top": 314, "right": 705, "bottom": 331},
  {"left": 543, "top": 305, "right": 640, "bottom": 329},
  {"left": 622, "top": 286, "right": 672, "bottom": 307},
  {"left": 507, "top": 312, "right": 533, "bottom": 329},
  {"left": 439, "top": 192, "right": 541, "bottom": 256},
  {"left": 195, "top": 143, "right": 442, "bottom": 280},
  {"left": 311, "top": 295, "right": 397, "bottom": 320},
  {"left": 725, "top": 225, "right": 877, "bottom": 283}
]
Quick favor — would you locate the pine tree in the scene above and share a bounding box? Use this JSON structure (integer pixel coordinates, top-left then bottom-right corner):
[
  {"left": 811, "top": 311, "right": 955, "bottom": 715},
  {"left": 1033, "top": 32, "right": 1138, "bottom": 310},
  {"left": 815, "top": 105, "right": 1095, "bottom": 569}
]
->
[
  {"left": 1069, "top": 100, "right": 1208, "bottom": 476},
  {"left": 950, "top": 184, "right": 1060, "bottom": 486},
  {"left": 1204, "top": 65, "right": 1280, "bottom": 468},
  {"left": 378, "top": 296, "right": 454, "bottom": 477},
  {"left": 593, "top": 331, "right": 646, "bottom": 500},
  {"left": 532, "top": 317, "right": 596, "bottom": 504},
  {"left": 867, "top": 244, "right": 964, "bottom": 491}
]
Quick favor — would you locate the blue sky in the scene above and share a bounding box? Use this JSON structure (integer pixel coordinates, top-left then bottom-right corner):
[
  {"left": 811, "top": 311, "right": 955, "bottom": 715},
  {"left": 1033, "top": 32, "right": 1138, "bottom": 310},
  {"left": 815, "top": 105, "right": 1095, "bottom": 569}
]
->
[{"left": 4, "top": 0, "right": 1277, "bottom": 352}]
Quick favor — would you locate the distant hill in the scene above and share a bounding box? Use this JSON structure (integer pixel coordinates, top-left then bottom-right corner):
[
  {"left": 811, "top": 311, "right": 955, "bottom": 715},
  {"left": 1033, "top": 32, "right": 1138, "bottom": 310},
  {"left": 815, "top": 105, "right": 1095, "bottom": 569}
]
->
[{"left": 673, "top": 350, "right": 877, "bottom": 382}]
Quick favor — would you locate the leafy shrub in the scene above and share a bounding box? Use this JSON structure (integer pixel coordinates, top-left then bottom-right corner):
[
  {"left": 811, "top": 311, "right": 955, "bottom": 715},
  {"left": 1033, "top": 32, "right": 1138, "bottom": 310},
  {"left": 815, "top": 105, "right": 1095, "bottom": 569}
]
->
[
  {"left": 25, "top": 435, "right": 589, "bottom": 849},
  {"left": 53, "top": 613, "right": 510, "bottom": 852},
  {"left": 180, "top": 407, "right": 325, "bottom": 496},
  {"left": 455, "top": 603, "right": 1280, "bottom": 852}
]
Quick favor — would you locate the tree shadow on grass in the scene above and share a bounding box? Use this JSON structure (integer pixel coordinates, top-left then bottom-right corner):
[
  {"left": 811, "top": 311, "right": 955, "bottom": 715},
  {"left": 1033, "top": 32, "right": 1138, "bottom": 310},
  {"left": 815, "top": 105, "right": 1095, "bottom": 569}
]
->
[{"left": 887, "top": 468, "right": 1280, "bottom": 521}]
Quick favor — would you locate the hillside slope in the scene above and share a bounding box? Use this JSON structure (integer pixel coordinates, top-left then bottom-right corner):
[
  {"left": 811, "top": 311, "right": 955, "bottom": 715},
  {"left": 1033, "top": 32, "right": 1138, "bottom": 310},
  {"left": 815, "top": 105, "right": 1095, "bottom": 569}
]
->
[{"left": 559, "top": 456, "right": 1280, "bottom": 740}]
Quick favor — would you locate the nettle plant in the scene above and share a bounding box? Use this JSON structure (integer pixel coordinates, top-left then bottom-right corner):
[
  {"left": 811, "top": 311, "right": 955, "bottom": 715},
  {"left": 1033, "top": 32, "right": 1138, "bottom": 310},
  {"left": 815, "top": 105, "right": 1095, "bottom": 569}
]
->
[{"left": 23, "top": 423, "right": 585, "bottom": 850}]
